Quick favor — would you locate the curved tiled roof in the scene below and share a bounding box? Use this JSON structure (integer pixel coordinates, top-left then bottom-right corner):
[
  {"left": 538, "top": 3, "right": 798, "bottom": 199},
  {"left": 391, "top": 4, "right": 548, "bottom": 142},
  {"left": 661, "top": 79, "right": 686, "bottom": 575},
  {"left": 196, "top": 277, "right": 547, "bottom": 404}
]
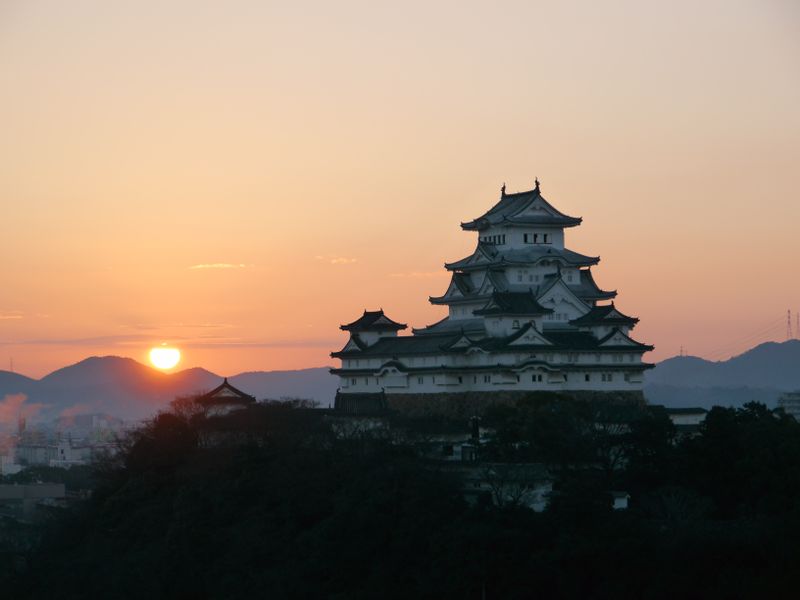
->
[
  {"left": 570, "top": 303, "right": 638, "bottom": 326},
  {"left": 473, "top": 292, "right": 552, "bottom": 316},
  {"left": 340, "top": 309, "right": 407, "bottom": 332},
  {"left": 461, "top": 185, "right": 582, "bottom": 231},
  {"left": 445, "top": 245, "right": 599, "bottom": 271}
]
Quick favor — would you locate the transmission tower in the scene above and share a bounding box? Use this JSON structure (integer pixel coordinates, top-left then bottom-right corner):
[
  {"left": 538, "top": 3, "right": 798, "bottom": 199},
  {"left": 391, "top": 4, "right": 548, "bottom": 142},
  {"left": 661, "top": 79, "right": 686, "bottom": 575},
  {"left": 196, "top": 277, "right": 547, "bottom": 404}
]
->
[{"left": 788, "top": 309, "right": 793, "bottom": 340}]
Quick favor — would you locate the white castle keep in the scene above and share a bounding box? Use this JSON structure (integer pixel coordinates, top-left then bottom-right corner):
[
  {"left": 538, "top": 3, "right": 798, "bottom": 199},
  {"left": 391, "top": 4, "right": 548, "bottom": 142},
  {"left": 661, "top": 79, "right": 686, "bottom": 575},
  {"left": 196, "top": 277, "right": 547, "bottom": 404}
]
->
[{"left": 331, "top": 180, "right": 653, "bottom": 399}]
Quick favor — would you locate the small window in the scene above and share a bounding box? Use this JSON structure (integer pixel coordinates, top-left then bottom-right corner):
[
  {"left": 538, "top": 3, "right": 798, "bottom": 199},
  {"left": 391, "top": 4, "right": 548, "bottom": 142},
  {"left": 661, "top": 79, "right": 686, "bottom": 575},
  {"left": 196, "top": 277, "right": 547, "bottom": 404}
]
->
[
  {"left": 484, "top": 375, "right": 491, "bottom": 383},
  {"left": 585, "top": 374, "right": 590, "bottom": 382},
  {"left": 524, "top": 233, "right": 529, "bottom": 243},
  {"left": 417, "top": 377, "right": 424, "bottom": 384},
  {"left": 533, "top": 233, "right": 539, "bottom": 243},
  {"left": 351, "top": 378, "right": 356, "bottom": 385},
  {"left": 458, "top": 376, "right": 463, "bottom": 384},
  {"left": 543, "top": 234, "right": 550, "bottom": 243},
  {"left": 512, "top": 320, "right": 520, "bottom": 329}
]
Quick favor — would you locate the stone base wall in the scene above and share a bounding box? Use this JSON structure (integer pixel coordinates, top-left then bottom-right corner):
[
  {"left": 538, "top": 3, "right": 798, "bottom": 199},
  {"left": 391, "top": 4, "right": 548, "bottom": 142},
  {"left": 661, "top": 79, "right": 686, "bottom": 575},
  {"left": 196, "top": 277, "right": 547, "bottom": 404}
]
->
[{"left": 384, "top": 390, "right": 647, "bottom": 419}]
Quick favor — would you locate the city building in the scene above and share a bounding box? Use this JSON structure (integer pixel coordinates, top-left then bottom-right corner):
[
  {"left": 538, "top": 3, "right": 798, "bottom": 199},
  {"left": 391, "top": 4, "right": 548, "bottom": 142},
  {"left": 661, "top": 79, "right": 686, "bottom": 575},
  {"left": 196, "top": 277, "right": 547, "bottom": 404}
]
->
[{"left": 331, "top": 180, "right": 653, "bottom": 408}]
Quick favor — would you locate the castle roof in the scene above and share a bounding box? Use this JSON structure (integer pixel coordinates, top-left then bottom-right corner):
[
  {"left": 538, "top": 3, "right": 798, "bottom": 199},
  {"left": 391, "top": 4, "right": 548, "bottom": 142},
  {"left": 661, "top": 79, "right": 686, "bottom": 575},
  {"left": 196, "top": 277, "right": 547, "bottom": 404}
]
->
[
  {"left": 196, "top": 378, "right": 256, "bottom": 407},
  {"left": 445, "top": 244, "right": 599, "bottom": 271},
  {"left": 473, "top": 292, "right": 552, "bottom": 316},
  {"left": 340, "top": 310, "right": 407, "bottom": 332},
  {"left": 331, "top": 322, "right": 652, "bottom": 358},
  {"left": 461, "top": 184, "right": 582, "bottom": 231},
  {"left": 570, "top": 303, "right": 638, "bottom": 326}
]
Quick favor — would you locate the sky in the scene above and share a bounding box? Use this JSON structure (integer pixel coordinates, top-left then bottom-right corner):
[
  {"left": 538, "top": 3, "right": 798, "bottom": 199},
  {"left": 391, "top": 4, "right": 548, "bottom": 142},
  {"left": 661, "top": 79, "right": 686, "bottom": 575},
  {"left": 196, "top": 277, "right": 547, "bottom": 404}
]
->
[{"left": 1, "top": 0, "right": 798, "bottom": 378}]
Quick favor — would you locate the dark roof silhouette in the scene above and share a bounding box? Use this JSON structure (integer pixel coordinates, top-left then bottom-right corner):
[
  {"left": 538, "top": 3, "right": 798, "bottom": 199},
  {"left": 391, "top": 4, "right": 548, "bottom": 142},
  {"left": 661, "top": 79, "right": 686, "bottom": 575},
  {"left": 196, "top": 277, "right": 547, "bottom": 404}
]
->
[
  {"left": 473, "top": 292, "right": 552, "bottom": 316},
  {"left": 570, "top": 303, "right": 638, "bottom": 326},
  {"left": 196, "top": 378, "right": 256, "bottom": 407},
  {"left": 461, "top": 185, "right": 581, "bottom": 231},
  {"left": 340, "top": 310, "right": 407, "bottom": 332}
]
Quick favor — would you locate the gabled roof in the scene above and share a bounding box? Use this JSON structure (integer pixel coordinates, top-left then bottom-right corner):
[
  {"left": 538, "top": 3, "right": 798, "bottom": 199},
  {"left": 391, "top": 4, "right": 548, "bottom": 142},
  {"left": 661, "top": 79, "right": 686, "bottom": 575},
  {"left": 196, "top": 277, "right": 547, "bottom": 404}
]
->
[
  {"left": 534, "top": 277, "right": 592, "bottom": 315},
  {"left": 445, "top": 245, "right": 599, "bottom": 271},
  {"left": 196, "top": 378, "right": 256, "bottom": 406},
  {"left": 461, "top": 184, "right": 582, "bottom": 231},
  {"left": 473, "top": 292, "right": 552, "bottom": 316},
  {"left": 570, "top": 303, "right": 638, "bottom": 327},
  {"left": 574, "top": 269, "right": 617, "bottom": 300},
  {"left": 412, "top": 316, "right": 486, "bottom": 336},
  {"left": 429, "top": 272, "right": 475, "bottom": 304},
  {"left": 597, "top": 328, "right": 654, "bottom": 351},
  {"left": 331, "top": 331, "right": 464, "bottom": 358},
  {"left": 340, "top": 310, "right": 407, "bottom": 332}
]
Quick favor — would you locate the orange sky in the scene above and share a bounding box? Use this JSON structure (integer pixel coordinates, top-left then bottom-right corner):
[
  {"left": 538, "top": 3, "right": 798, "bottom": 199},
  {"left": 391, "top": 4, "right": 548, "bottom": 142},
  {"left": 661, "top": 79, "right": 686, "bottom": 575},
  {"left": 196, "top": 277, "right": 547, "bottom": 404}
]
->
[{"left": 1, "top": 1, "right": 799, "bottom": 378}]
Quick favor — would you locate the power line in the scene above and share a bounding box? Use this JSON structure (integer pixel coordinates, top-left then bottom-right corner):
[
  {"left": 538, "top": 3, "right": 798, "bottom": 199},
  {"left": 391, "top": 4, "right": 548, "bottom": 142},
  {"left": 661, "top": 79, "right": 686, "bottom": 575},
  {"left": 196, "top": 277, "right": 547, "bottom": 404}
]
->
[
  {"left": 703, "top": 315, "right": 785, "bottom": 360},
  {"left": 705, "top": 322, "right": 785, "bottom": 361}
]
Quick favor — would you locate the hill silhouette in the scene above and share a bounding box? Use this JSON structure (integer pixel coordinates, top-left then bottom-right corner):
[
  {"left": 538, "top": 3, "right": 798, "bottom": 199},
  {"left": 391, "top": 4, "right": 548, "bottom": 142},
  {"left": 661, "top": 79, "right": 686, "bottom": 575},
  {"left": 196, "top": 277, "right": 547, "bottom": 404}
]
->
[
  {"left": 2, "top": 340, "right": 796, "bottom": 420},
  {"left": 645, "top": 339, "right": 800, "bottom": 408},
  {"left": 0, "top": 356, "right": 337, "bottom": 420}
]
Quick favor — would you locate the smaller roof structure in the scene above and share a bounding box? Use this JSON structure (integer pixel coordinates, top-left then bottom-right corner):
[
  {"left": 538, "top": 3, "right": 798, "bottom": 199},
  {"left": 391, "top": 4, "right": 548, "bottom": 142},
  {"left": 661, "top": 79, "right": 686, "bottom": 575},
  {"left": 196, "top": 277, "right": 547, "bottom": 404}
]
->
[
  {"left": 570, "top": 303, "right": 638, "bottom": 326},
  {"left": 196, "top": 378, "right": 256, "bottom": 408},
  {"left": 340, "top": 310, "right": 407, "bottom": 332},
  {"left": 474, "top": 292, "right": 553, "bottom": 316}
]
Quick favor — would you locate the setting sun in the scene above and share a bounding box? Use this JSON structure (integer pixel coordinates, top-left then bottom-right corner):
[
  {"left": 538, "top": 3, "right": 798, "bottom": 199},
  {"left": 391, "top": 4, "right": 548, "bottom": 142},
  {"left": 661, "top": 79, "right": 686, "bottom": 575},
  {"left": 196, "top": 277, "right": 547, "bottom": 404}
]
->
[{"left": 149, "top": 346, "right": 181, "bottom": 370}]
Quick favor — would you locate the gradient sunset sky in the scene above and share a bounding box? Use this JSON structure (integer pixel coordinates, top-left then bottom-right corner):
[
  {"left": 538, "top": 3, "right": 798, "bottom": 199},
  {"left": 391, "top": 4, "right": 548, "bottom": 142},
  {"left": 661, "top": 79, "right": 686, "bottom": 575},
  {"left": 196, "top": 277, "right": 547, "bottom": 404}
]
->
[{"left": 1, "top": 1, "right": 798, "bottom": 377}]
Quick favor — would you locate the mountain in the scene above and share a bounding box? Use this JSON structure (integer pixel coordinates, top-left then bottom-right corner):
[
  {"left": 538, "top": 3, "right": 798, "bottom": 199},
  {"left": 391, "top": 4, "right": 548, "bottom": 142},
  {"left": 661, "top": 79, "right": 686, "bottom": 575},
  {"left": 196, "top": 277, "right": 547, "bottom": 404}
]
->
[
  {"left": 644, "top": 340, "right": 800, "bottom": 409},
  {"left": 0, "top": 356, "right": 338, "bottom": 421},
  {"left": 3, "top": 340, "right": 795, "bottom": 420}
]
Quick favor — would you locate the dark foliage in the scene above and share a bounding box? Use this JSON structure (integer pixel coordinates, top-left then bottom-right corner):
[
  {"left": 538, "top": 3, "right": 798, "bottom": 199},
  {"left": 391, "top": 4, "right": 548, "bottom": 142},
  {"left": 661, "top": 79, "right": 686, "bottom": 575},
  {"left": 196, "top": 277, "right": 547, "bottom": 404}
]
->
[{"left": 4, "top": 400, "right": 800, "bottom": 598}]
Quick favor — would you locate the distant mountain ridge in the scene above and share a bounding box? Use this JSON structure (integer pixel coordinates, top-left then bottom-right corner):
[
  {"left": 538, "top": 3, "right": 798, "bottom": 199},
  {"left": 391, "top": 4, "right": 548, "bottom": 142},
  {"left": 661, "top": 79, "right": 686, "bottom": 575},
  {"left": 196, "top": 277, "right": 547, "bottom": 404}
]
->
[
  {"left": 644, "top": 340, "right": 800, "bottom": 409},
  {"left": 0, "top": 356, "right": 338, "bottom": 420},
  {"left": 2, "top": 340, "right": 797, "bottom": 420}
]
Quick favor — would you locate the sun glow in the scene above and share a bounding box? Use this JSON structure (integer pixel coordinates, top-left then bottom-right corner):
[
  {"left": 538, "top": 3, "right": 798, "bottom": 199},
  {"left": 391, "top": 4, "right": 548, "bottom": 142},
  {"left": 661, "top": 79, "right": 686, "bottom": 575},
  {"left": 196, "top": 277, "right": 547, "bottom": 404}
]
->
[{"left": 149, "top": 345, "right": 181, "bottom": 370}]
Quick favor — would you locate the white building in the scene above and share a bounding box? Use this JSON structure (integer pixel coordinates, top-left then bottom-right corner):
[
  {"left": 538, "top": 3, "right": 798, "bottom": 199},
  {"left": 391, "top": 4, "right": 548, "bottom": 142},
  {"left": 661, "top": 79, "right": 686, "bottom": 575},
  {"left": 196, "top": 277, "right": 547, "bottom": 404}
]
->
[{"left": 332, "top": 180, "right": 654, "bottom": 403}]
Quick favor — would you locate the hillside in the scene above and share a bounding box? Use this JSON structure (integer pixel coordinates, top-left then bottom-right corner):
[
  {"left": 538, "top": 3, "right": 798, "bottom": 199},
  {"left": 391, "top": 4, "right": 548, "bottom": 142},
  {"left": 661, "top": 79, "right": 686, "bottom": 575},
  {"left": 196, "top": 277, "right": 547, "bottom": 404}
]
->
[
  {"left": 644, "top": 340, "right": 800, "bottom": 408},
  {"left": 0, "top": 357, "right": 338, "bottom": 420}
]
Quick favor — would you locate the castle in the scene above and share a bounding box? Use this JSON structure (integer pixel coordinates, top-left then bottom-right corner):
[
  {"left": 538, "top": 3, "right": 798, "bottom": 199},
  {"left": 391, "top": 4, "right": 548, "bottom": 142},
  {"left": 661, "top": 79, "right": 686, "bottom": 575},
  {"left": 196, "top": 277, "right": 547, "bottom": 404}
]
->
[{"left": 331, "top": 181, "right": 653, "bottom": 409}]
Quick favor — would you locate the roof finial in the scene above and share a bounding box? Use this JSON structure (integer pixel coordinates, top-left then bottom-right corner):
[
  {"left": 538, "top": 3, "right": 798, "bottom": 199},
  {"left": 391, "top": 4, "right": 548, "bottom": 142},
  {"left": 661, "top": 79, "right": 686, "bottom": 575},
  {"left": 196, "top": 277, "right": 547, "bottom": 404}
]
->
[
  {"left": 501, "top": 182, "right": 506, "bottom": 197},
  {"left": 534, "top": 177, "right": 540, "bottom": 193}
]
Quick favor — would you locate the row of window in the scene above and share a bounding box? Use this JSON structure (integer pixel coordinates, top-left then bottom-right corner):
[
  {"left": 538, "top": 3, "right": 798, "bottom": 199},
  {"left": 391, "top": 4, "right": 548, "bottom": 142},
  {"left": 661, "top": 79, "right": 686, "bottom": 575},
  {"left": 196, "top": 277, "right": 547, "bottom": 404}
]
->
[
  {"left": 346, "top": 353, "right": 637, "bottom": 370},
  {"left": 481, "top": 234, "right": 506, "bottom": 245},
  {"left": 349, "top": 372, "right": 623, "bottom": 386},
  {"left": 523, "top": 233, "right": 551, "bottom": 244}
]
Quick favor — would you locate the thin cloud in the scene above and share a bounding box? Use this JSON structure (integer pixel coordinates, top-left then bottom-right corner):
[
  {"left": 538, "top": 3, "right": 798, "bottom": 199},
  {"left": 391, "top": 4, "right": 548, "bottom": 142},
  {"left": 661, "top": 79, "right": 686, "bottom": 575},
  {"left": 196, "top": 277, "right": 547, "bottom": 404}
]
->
[
  {"left": 127, "top": 322, "right": 233, "bottom": 331},
  {"left": 1, "top": 334, "right": 338, "bottom": 349},
  {"left": 0, "top": 310, "right": 23, "bottom": 320},
  {"left": 189, "top": 263, "right": 249, "bottom": 270},
  {"left": 315, "top": 255, "right": 357, "bottom": 265},
  {"left": 389, "top": 271, "right": 446, "bottom": 278}
]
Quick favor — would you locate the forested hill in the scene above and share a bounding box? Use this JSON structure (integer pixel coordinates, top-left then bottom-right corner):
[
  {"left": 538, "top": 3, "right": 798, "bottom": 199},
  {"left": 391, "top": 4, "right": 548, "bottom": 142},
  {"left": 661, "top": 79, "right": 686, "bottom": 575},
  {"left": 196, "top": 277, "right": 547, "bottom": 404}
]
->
[{"left": 5, "top": 400, "right": 800, "bottom": 598}]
